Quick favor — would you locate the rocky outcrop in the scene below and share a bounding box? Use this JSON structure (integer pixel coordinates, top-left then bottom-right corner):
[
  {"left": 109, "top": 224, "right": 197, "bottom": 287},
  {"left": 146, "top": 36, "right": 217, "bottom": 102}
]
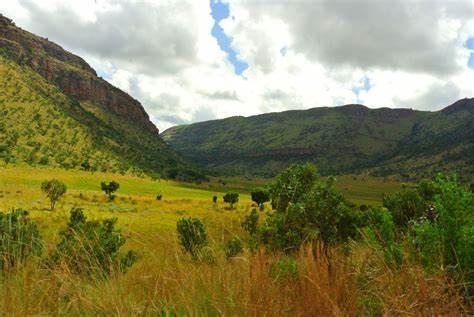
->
[{"left": 0, "top": 14, "right": 158, "bottom": 134}]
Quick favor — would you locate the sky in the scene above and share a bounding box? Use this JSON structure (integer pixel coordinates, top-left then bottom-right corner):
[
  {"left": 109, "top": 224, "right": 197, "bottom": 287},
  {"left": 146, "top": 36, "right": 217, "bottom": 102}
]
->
[{"left": 1, "top": 0, "right": 473, "bottom": 131}]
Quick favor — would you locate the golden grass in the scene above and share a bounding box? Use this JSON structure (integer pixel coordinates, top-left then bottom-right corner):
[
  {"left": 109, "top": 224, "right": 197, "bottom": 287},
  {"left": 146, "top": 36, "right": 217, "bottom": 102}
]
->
[{"left": 0, "top": 166, "right": 466, "bottom": 316}]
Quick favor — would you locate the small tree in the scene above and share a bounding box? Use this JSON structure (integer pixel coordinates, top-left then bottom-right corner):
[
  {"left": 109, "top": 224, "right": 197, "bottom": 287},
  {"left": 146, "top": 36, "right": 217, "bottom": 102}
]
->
[
  {"left": 223, "top": 192, "right": 239, "bottom": 209},
  {"left": 251, "top": 188, "right": 270, "bottom": 210},
  {"left": 41, "top": 179, "right": 67, "bottom": 210},
  {"left": 101, "top": 181, "right": 120, "bottom": 201},
  {"left": 212, "top": 195, "right": 218, "bottom": 204},
  {"left": 225, "top": 237, "right": 243, "bottom": 259},
  {"left": 156, "top": 192, "right": 163, "bottom": 201},
  {"left": 176, "top": 217, "right": 208, "bottom": 258}
]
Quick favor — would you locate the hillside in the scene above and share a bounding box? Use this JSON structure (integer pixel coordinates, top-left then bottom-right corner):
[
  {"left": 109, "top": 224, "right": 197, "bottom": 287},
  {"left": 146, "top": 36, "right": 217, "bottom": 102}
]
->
[
  {"left": 162, "top": 99, "right": 474, "bottom": 181},
  {"left": 0, "top": 14, "right": 204, "bottom": 181}
]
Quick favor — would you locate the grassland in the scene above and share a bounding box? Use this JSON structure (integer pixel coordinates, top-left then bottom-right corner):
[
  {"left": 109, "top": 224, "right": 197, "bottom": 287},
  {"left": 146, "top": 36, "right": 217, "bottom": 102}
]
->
[{"left": 1, "top": 166, "right": 462, "bottom": 316}]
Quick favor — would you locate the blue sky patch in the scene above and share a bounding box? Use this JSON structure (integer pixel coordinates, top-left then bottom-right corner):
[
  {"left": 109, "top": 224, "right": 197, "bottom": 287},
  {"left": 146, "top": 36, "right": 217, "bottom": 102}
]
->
[
  {"left": 352, "top": 76, "right": 371, "bottom": 103},
  {"left": 210, "top": 0, "right": 248, "bottom": 75},
  {"left": 466, "top": 37, "right": 474, "bottom": 50}
]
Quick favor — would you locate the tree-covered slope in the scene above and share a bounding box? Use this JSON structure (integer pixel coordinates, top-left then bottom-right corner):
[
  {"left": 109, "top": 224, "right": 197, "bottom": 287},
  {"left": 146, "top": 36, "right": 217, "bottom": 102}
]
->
[
  {"left": 162, "top": 100, "right": 474, "bottom": 181},
  {"left": 0, "top": 14, "right": 204, "bottom": 180}
]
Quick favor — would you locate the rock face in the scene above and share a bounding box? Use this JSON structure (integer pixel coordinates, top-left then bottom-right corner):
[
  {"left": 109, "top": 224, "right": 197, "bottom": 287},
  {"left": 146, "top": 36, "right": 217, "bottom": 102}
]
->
[{"left": 0, "top": 14, "right": 157, "bottom": 134}]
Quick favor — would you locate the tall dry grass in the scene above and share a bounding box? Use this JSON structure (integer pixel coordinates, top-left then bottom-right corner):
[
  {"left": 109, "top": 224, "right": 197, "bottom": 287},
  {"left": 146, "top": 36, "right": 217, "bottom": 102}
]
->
[{"left": 0, "top": 232, "right": 469, "bottom": 316}]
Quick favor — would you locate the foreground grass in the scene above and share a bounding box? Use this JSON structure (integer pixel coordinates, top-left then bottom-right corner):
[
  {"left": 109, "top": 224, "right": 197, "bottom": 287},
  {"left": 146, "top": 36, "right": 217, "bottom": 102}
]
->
[{"left": 0, "top": 166, "right": 464, "bottom": 316}]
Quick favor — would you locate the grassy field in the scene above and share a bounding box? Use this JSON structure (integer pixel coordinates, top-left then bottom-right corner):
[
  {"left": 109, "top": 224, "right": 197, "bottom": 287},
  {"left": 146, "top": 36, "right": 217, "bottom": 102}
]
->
[{"left": 1, "top": 166, "right": 460, "bottom": 316}]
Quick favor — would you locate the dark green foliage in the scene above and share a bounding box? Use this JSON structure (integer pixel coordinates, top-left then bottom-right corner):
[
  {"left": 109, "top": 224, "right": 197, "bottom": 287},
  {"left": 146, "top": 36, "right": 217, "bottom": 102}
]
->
[
  {"left": 382, "top": 179, "right": 440, "bottom": 230},
  {"left": 41, "top": 179, "right": 67, "bottom": 210},
  {"left": 176, "top": 218, "right": 208, "bottom": 258},
  {"left": 224, "top": 237, "right": 243, "bottom": 259},
  {"left": 101, "top": 181, "right": 120, "bottom": 201},
  {"left": 0, "top": 209, "right": 42, "bottom": 269},
  {"left": 47, "top": 208, "right": 137, "bottom": 277},
  {"left": 212, "top": 195, "right": 217, "bottom": 204},
  {"left": 261, "top": 164, "right": 361, "bottom": 253},
  {"left": 251, "top": 188, "right": 270, "bottom": 209},
  {"left": 223, "top": 192, "right": 239, "bottom": 209},
  {"left": 156, "top": 193, "right": 163, "bottom": 201},
  {"left": 241, "top": 208, "right": 259, "bottom": 236}
]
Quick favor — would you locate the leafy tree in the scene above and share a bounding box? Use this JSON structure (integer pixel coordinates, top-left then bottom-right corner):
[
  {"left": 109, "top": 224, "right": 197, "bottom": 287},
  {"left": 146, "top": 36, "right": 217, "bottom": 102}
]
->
[
  {"left": 212, "top": 195, "right": 217, "bottom": 204},
  {"left": 0, "top": 209, "right": 42, "bottom": 269},
  {"left": 101, "top": 181, "right": 120, "bottom": 201},
  {"left": 251, "top": 188, "right": 270, "bottom": 210},
  {"left": 269, "top": 163, "right": 319, "bottom": 213},
  {"left": 47, "top": 208, "right": 137, "bottom": 277},
  {"left": 225, "top": 237, "right": 243, "bottom": 259},
  {"left": 242, "top": 208, "right": 259, "bottom": 236},
  {"left": 41, "top": 179, "right": 67, "bottom": 210},
  {"left": 176, "top": 217, "right": 208, "bottom": 258},
  {"left": 261, "top": 165, "right": 361, "bottom": 254},
  {"left": 223, "top": 192, "right": 239, "bottom": 209}
]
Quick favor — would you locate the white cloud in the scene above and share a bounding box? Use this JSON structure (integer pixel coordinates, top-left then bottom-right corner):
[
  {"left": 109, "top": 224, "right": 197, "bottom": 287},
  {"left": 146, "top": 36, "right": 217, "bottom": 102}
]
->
[{"left": 1, "top": 0, "right": 473, "bottom": 131}]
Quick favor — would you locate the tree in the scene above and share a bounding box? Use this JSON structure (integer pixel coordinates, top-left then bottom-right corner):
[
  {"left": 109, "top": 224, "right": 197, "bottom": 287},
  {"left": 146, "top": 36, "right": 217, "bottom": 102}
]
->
[
  {"left": 101, "top": 181, "right": 120, "bottom": 201},
  {"left": 176, "top": 217, "right": 208, "bottom": 258},
  {"left": 41, "top": 179, "right": 67, "bottom": 210},
  {"left": 223, "top": 192, "right": 239, "bottom": 208},
  {"left": 242, "top": 208, "right": 259, "bottom": 236},
  {"left": 212, "top": 195, "right": 218, "bottom": 204},
  {"left": 251, "top": 188, "right": 270, "bottom": 210},
  {"left": 260, "top": 164, "right": 361, "bottom": 254}
]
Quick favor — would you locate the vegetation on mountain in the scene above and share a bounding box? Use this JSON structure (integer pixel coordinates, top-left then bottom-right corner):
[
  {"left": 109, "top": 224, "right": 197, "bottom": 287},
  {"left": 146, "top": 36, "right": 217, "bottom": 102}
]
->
[
  {"left": 0, "top": 14, "right": 205, "bottom": 181},
  {"left": 163, "top": 100, "right": 474, "bottom": 181}
]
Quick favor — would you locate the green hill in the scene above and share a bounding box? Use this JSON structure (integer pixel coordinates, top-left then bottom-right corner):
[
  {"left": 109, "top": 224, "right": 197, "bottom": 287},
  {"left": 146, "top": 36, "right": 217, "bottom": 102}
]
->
[
  {"left": 162, "top": 100, "right": 474, "bottom": 181},
  {"left": 0, "top": 14, "right": 204, "bottom": 181}
]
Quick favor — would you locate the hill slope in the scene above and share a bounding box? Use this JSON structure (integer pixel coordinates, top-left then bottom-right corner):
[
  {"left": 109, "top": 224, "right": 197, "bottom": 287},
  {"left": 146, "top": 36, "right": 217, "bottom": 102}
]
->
[
  {"left": 162, "top": 100, "right": 474, "bottom": 181},
  {"left": 0, "top": 14, "right": 204, "bottom": 181}
]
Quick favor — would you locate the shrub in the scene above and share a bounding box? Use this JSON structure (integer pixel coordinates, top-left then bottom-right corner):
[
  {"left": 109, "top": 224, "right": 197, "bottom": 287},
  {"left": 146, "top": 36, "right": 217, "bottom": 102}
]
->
[
  {"left": 261, "top": 168, "right": 361, "bottom": 254},
  {"left": 269, "top": 256, "right": 298, "bottom": 280},
  {"left": 41, "top": 179, "right": 67, "bottom": 210},
  {"left": 176, "top": 217, "right": 208, "bottom": 258},
  {"left": 241, "top": 208, "right": 259, "bottom": 236},
  {"left": 251, "top": 188, "right": 270, "bottom": 210},
  {"left": 156, "top": 192, "right": 163, "bottom": 201},
  {"left": 101, "top": 181, "right": 120, "bottom": 201},
  {"left": 212, "top": 195, "right": 217, "bottom": 204},
  {"left": 0, "top": 209, "right": 42, "bottom": 269},
  {"left": 223, "top": 192, "right": 239, "bottom": 209},
  {"left": 47, "top": 208, "right": 137, "bottom": 277},
  {"left": 408, "top": 175, "right": 473, "bottom": 274},
  {"left": 225, "top": 237, "right": 243, "bottom": 259}
]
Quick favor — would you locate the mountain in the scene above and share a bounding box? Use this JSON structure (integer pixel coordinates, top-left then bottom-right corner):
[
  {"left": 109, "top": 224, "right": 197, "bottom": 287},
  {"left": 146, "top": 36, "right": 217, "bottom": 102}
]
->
[
  {"left": 0, "top": 14, "right": 204, "bottom": 181},
  {"left": 162, "top": 99, "right": 474, "bottom": 181}
]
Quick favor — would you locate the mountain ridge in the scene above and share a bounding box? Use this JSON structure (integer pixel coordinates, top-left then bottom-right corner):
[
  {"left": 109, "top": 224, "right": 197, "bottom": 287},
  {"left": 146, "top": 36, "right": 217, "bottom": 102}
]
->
[{"left": 162, "top": 99, "right": 473, "bottom": 181}]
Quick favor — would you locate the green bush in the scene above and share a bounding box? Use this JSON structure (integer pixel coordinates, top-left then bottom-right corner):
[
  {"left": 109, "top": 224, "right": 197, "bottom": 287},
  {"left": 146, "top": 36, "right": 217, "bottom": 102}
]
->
[
  {"left": 47, "top": 208, "right": 137, "bottom": 277},
  {"left": 241, "top": 208, "right": 259, "bottom": 236},
  {"left": 225, "top": 237, "right": 243, "bottom": 259},
  {"left": 212, "top": 195, "right": 217, "bottom": 204},
  {"left": 0, "top": 209, "right": 42, "bottom": 269},
  {"left": 101, "top": 181, "right": 120, "bottom": 201},
  {"left": 261, "top": 165, "right": 362, "bottom": 254},
  {"left": 156, "top": 192, "right": 163, "bottom": 201},
  {"left": 251, "top": 188, "right": 270, "bottom": 210},
  {"left": 223, "top": 192, "right": 239, "bottom": 209},
  {"left": 176, "top": 217, "right": 208, "bottom": 258},
  {"left": 41, "top": 179, "right": 67, "bottom": 210}
]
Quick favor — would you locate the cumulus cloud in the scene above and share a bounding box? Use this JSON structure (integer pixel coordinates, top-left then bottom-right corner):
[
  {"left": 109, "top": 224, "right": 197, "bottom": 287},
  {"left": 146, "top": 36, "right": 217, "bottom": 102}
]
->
[{"left": 1, "top": 0, "right": 473, "bottom": 131}]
